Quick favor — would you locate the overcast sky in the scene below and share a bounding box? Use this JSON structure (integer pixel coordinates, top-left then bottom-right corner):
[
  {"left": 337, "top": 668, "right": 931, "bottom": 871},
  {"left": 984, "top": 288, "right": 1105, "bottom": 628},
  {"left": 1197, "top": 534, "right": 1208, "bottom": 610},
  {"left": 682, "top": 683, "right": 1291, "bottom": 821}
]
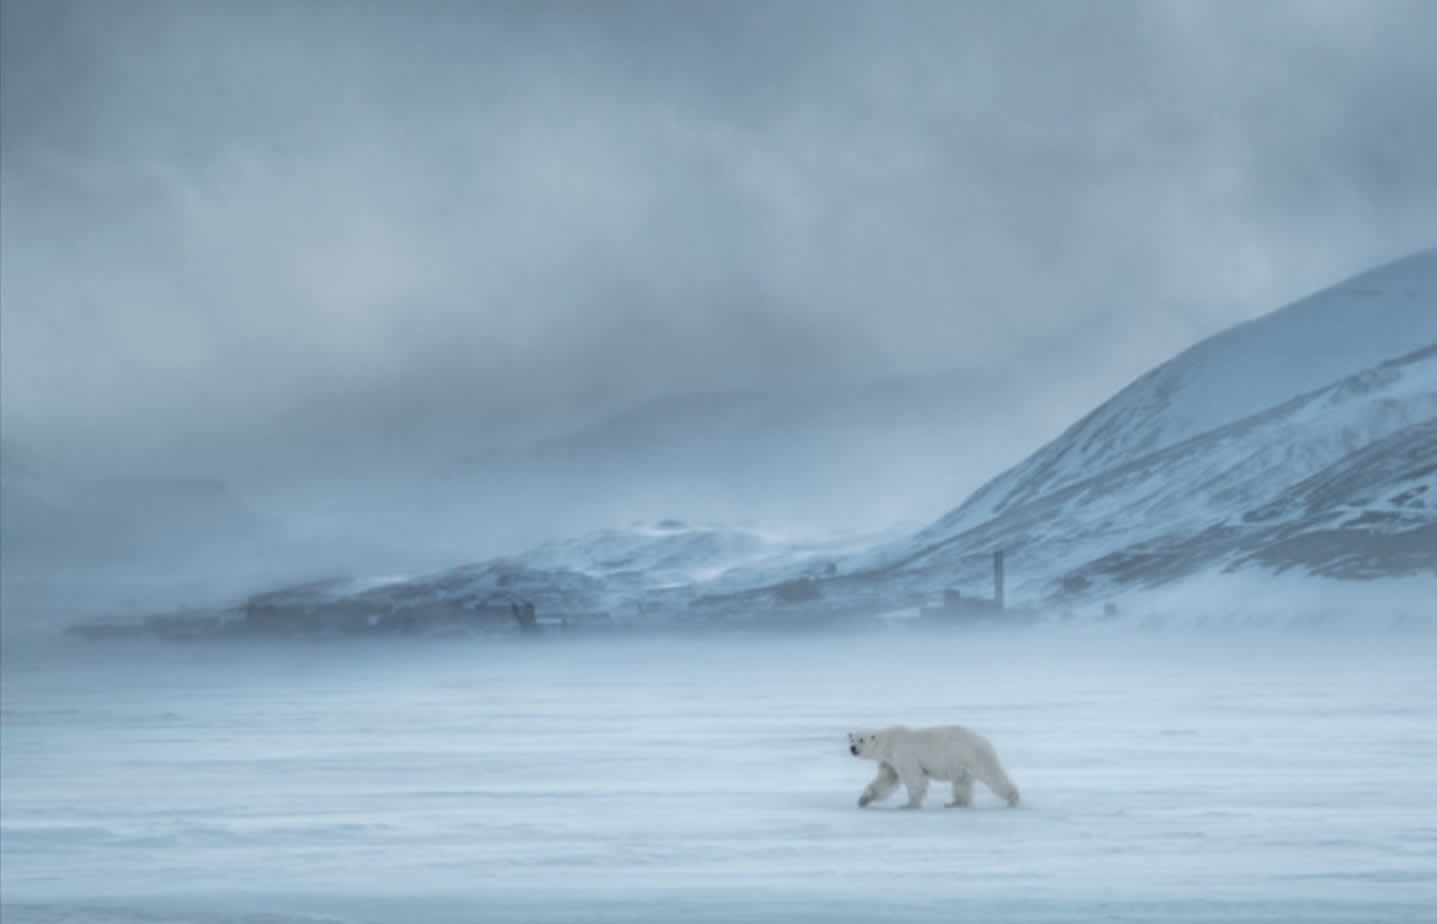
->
[{"left": 4, "top": 0, "right": 1437, "bottom": 482}]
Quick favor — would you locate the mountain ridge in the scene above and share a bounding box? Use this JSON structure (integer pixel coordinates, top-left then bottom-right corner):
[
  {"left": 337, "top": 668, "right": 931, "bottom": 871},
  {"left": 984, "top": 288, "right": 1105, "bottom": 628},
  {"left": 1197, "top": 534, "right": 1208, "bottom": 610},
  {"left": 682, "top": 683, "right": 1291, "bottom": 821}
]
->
[{"left": 946, "top": 247, "right": 1437, "bottom": 530}]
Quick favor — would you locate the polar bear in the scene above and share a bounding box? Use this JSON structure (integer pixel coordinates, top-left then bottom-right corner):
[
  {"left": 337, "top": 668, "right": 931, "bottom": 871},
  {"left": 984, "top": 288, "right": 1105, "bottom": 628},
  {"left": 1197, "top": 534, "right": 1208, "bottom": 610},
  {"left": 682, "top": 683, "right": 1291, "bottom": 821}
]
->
[{"left": 848, "top": 724, "right": 1020, "bottom": 809}]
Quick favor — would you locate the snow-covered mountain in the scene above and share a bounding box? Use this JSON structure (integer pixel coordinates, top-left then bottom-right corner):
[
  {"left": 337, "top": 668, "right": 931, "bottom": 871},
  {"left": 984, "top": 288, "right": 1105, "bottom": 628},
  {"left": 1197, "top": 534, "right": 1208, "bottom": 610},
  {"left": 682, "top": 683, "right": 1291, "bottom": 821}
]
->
[
  {"left": 942, "top": 248, "right": 1437, "bottom": 528},
  {"left": 198, "top": 520, "right": 892, "bottom": 635},
  {"left": 516, "top": 520, "right": 878, "bottom": 589},
  {"left": 696, "top": 248, "right": 1437, "bottom": 613},
  {"left": 842, "top": 342, "right": 1435, "bottom": 602}
]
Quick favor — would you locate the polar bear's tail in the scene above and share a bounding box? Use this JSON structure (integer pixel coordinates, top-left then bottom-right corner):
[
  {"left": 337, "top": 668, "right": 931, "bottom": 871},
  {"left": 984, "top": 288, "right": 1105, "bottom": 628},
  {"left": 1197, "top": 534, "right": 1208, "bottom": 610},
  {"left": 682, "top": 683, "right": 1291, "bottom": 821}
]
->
[{"left": 975, "top": 741, "right": 1021, "bottom": 807}]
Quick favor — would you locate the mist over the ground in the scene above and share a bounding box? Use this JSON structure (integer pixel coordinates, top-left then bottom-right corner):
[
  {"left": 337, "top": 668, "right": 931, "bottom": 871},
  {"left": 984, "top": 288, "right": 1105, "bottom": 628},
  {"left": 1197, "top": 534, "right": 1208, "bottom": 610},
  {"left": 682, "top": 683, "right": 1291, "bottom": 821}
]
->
[{"left": 4, "top": 1, "right": 1437, "bottom": 621}]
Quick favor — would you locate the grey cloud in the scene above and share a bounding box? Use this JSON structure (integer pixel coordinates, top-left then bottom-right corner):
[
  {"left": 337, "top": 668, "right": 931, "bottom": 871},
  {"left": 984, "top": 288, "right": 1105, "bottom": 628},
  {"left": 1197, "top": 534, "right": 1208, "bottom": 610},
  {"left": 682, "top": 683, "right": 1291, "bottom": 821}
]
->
[{"left": 3, "top": 0, "right": 1437, "bottom": 482}]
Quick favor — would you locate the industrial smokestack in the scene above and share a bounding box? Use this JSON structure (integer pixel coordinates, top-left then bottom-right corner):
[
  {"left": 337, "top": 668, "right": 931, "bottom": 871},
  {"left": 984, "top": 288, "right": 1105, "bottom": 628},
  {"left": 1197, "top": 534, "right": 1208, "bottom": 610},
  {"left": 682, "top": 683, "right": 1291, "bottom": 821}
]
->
[{"left": 993, "top": 549, "right": 1005, "bottom": 610}]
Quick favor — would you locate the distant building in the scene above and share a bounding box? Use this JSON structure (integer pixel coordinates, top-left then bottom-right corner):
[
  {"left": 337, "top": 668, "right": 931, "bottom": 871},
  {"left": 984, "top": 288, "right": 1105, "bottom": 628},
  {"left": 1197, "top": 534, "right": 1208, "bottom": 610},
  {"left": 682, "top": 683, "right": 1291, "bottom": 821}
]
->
[
  {"left": 918, "top": 549, "right": 1008, "bottom": 623},
  {"left": 919, "top": 587, "right": 1003, "bottom": 622}
]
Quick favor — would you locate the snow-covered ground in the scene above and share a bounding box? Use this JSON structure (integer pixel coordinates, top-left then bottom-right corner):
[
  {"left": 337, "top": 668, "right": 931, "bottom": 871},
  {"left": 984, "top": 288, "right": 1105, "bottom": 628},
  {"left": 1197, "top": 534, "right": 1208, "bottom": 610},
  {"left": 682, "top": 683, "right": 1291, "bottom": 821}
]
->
[{"left": 4, "top": 625, "right": 1436, "bottom": 923}]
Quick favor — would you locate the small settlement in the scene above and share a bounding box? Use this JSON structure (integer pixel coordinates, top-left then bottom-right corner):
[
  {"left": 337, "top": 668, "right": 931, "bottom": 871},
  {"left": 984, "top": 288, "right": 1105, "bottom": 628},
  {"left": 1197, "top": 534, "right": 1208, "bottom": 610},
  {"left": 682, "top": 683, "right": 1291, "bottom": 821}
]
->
[{"left": 66, "top": 549, "right": 1033, "bottom": 641}]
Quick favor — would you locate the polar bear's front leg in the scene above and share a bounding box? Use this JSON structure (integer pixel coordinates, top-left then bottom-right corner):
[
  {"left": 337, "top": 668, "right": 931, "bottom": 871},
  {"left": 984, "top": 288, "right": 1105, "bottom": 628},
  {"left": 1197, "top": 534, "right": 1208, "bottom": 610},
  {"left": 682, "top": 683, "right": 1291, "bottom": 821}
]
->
[
  {"left": 859, "top": 762, "right": 899, "bottom": 807},
  {"left": 897, "top": 763, "right": 929, "bottom": 809},
  {"left": 946, "top": 769, "right": 973, "bottom": 808}
]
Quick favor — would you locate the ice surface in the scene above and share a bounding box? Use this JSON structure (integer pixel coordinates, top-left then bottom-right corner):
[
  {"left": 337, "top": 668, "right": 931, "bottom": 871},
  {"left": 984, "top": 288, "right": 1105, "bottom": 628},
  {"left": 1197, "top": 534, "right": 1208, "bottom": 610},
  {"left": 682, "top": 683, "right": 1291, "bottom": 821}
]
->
[{"left": 4, "top": 626, "right": 1436, "bottom": 923}]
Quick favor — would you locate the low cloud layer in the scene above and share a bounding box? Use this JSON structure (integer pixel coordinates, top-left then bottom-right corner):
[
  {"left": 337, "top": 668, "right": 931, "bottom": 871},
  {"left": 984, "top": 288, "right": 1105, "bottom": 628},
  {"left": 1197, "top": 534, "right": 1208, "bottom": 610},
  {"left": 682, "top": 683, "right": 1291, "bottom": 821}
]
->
[{"left": 3, "top": 0, "right": 1436, "bottom": 482}]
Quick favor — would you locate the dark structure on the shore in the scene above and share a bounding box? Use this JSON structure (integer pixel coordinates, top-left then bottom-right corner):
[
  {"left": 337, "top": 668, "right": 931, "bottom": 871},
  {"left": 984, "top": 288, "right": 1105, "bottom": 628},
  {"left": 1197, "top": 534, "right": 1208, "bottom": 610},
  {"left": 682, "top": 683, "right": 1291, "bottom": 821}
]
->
[
  {"left": 511, "top": 600, "right": 539, "bottom": 633},
  {"left": 920, "top": 549, "right": 1008, "bottom": 622}
]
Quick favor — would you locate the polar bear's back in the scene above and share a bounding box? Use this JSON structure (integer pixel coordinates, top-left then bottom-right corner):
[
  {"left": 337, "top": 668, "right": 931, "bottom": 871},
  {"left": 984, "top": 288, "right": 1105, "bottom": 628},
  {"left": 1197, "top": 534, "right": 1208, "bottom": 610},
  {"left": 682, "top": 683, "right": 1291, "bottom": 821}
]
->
[
  {"left": 879, "top": 724, "right": 1003, "bottom": 778},
  {"left": 885, "top": 723, "right": 993, "bottom": 760}
]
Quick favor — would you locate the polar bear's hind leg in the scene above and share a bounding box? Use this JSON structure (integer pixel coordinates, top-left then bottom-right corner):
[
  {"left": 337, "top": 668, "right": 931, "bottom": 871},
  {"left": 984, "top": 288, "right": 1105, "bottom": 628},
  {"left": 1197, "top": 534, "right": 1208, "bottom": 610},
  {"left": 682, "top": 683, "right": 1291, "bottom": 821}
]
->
[
  {"left": 946, "top": 769, "right": 973, "bottom": 808},
  {"left": 967, "top": 737, "right": 1021, "bottom": 807},
  {"left": 858, "top": 762, "right": 900, "bottom": 807},
  {"left": 978, "top": 762, "right": 1021, "bottom": 807}
]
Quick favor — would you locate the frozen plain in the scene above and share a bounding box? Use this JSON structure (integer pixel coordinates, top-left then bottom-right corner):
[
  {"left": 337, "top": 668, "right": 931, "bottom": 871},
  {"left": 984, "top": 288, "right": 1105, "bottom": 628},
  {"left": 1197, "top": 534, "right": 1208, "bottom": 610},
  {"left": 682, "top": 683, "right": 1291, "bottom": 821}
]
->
[{"left": 3, "top": 624, "right": 1436, "bottom": 923}]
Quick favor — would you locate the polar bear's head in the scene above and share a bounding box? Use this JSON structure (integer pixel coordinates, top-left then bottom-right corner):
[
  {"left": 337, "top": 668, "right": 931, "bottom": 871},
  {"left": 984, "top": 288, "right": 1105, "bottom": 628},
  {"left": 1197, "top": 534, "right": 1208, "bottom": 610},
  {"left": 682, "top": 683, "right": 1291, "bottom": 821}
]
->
[{"left": 848, "top": 729, "right": 883, "bottom": 759}]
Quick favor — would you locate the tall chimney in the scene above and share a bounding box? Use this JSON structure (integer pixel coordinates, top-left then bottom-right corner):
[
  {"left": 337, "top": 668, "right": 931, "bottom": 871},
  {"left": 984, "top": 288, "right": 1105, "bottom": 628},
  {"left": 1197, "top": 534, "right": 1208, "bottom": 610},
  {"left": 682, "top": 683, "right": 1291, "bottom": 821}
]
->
[{"left": 993, "top": 548, "right": 1005, "bottom": 610}]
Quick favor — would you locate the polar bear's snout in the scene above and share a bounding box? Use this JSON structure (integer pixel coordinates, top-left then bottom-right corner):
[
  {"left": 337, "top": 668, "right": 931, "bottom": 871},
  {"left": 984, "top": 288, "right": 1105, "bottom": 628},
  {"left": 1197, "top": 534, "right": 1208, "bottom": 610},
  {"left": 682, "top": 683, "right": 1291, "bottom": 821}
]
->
[{"left": 849, "top": 743, "right": 859, "bottom": 756}]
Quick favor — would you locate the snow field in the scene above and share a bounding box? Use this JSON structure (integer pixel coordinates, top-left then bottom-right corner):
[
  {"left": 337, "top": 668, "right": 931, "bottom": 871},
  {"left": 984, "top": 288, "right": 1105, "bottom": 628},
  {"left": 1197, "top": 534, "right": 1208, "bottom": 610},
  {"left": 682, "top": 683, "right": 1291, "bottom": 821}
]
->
[{"left": 3, "top": 627, "right": 1435, "bottom": 922}]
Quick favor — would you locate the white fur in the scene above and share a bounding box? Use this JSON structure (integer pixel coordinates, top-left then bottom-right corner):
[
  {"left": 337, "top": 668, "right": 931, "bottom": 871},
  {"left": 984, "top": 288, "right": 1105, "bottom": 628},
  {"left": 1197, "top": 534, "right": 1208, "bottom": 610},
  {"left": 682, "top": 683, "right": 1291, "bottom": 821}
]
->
[{"left": 848, "top": 724, "right": 1021, "bottom": 809}]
